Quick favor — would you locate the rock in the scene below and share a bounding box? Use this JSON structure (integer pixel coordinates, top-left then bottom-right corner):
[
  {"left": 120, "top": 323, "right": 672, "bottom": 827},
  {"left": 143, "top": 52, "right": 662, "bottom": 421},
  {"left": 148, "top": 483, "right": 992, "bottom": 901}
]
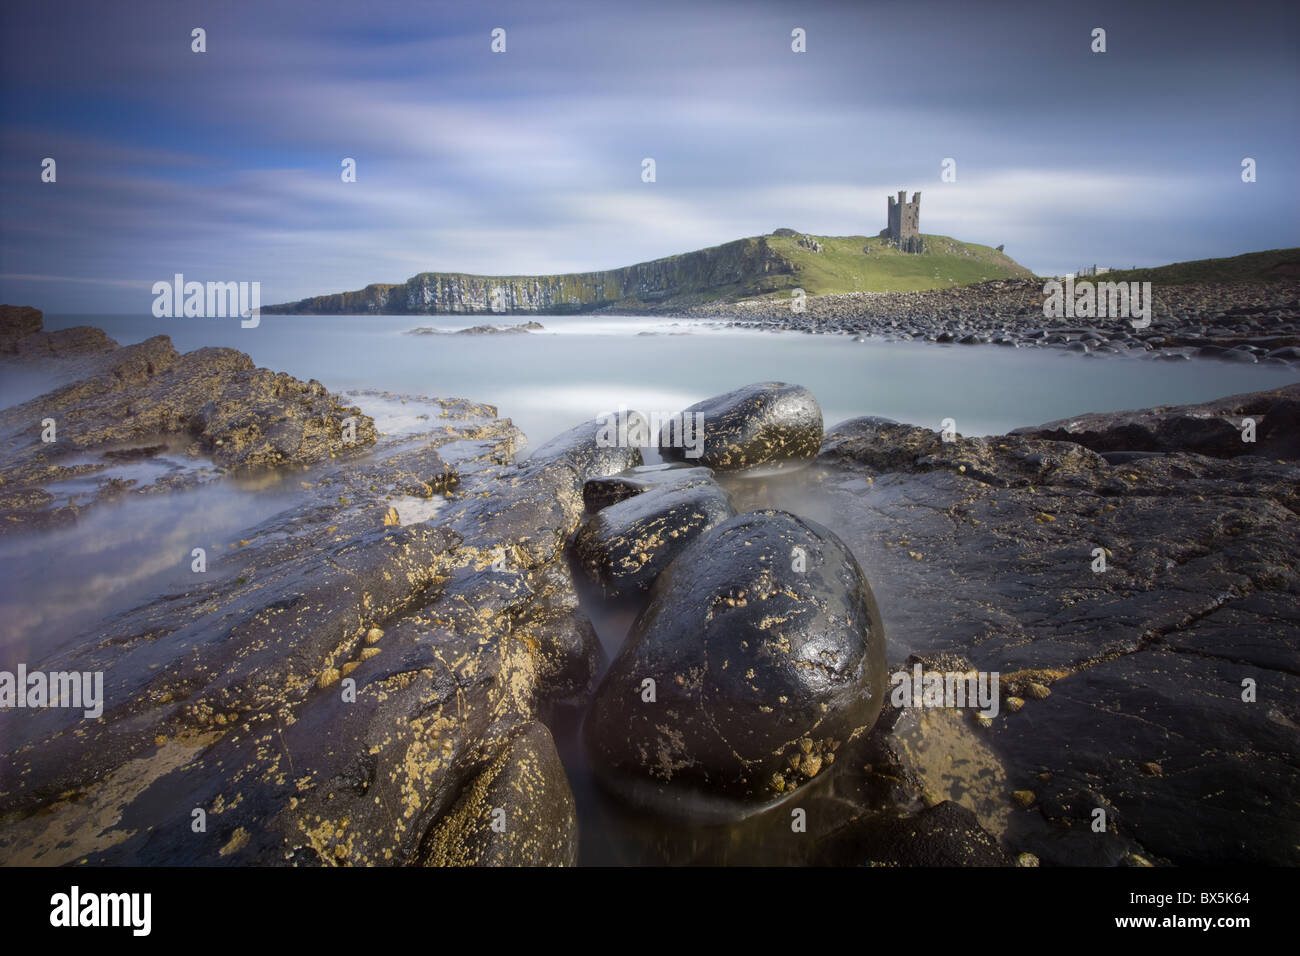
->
[
  {"left": 0, "top": 304, "right": 43, "bottom": 344},
  {"left": 1258, "top": 398, "right": 1300, "bottom": 459},
  {"left": 0, "top": 304, "right": 116, "bottom": 357},
  {"left": 0, "top": 334, "right": 380, "bottom": 530},
  {"left": 418, "top": 722, "right": 578, "bottom": 866},
  {"left": 1197, "top": 345, "right": 1256, "bottom": 363},
  {"left": 530, "top": 412, "right": 646, "bottom": 477},
  {"left": 659, "top": 382, "right": 823, "bottom": 472},
  {"left": 12, "top": 325, "right": 116, "bottom": 357},
  {"left": 439, "top": 415, "right": 643, "bottom": 571},
  {"left": 1013, "top": 383, "right": 1300, "bottom": 459},
  {"left": 454, "top": 323, "right": 540, "bottom": 335},
  {"left": 813, "top": 801, "right": 1012, "bottom": 866},
  {"left": 513, "top": 561, "right": 606, "bottom": 706},
  {"left": 819, "top": 415, "right": 1107, "bottom": 488},
  {"left": 803, "top": 386, "right": 1300, "bottom": 865},
  {"left": 582, "top": 463, "right": 716, "bottom": 512},
  {"left": 570, "top": 478, "right": 734, "bottom": 596},
  {"left": 584, "top": 510, "right": 888, "bottom": 815},
  {"left": 0, "top": 397, "right": 611, "bottom": 866}
]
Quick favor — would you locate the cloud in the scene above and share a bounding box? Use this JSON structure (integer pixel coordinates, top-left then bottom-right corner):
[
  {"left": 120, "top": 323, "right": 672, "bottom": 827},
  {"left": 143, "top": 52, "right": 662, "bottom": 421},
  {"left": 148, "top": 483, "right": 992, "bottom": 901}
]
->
[{"left": 1, "top": 0, "right": 1296, "bottom": 312}]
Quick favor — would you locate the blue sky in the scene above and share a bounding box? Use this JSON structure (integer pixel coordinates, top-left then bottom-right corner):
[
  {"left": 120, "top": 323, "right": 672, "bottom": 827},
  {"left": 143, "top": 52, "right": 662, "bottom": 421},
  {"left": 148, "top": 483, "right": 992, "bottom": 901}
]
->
[{"left": 2, "top": 0, "right": 1297, "bottom": 313}]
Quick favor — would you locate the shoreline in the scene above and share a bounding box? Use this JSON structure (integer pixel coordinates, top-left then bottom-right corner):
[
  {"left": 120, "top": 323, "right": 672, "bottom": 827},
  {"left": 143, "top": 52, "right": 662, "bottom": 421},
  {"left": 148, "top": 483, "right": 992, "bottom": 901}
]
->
[
  {"left": 1, "top": 305, "right": 1297, "bottom": 866},
  {"left": 683, "top": 277, "right": 1300, "bottom": 363}
]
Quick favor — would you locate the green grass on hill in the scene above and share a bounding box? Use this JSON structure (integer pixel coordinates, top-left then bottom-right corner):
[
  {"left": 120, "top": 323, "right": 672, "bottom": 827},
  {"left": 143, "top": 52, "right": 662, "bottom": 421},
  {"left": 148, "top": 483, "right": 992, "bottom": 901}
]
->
[
  {"left": 1084, "top": 248, "right": 1300, "bottom": 286},
  {"left": 760, "top": 233, "right": 1035, "bottom": 296}
]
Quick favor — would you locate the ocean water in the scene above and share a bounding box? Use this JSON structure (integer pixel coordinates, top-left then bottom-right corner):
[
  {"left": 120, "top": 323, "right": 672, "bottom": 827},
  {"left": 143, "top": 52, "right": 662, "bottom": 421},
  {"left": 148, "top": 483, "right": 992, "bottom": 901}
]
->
[{"left": 29, "top": 312, "right": 1300, "bottom": 448}]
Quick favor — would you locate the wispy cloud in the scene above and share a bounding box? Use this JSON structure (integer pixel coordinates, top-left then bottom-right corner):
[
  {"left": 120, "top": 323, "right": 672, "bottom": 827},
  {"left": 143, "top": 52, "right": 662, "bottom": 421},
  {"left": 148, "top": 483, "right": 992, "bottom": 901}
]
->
[{"left": 2, "top": 0, "right": 1297, "bottom": 312}]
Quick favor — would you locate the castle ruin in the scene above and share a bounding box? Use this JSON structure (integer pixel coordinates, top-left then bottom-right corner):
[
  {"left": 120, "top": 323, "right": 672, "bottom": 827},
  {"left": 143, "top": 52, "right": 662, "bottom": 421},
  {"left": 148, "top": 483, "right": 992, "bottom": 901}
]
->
[{"left": 880, "top": 190, "right": 923, "bottom": 253}]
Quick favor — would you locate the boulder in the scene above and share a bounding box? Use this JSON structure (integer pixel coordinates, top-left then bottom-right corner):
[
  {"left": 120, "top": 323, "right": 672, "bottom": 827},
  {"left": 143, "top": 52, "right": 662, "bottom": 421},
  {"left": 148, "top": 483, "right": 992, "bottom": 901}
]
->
[
  {"left": 571, "top": 478, "right": 734, "bottom": 596},
  {"left": 585, "top": 510, "right": 887, "bottom": 816},
  {"left": 659, "top": 382, "right": 822, "bottom": 471},
  {"left": 582, "top": 463, "right": 715, "bottom": 512}
]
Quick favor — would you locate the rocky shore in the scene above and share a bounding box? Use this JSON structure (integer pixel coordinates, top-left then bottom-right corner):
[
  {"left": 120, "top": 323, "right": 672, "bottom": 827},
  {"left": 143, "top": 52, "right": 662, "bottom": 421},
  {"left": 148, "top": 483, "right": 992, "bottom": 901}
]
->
[
  {"left": 688, "top": 278, "right": 1300, "bottom": 365},
  {"left": 0, "top": 307, "right": 377, "bottom": 534},
  {"left": 1, "top": 310, "right": 1296, "bottom": 866}
]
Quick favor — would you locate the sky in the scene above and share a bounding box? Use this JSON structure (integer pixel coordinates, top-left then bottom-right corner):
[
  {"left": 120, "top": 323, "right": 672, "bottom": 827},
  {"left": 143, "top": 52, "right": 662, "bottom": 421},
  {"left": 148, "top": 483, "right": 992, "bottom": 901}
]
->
[{"left": 1, "top": 0, "right": 1297, "bottom": 313}]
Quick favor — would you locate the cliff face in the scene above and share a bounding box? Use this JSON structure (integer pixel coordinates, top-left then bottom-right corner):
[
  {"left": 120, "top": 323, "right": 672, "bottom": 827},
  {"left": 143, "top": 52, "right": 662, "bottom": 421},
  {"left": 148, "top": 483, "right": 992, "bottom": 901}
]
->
[{"left": 266, "top": 238, "right": 794, "bottom": 315}]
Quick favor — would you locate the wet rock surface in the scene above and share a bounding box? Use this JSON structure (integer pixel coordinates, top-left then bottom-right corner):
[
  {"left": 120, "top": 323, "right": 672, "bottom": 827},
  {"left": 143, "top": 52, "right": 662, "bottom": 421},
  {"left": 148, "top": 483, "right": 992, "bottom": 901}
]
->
[
  {"left": 732, "top": 391, "right": 1300, "bottom": 866},
  {"left": 1, "top": 334, "right": 1295, "bottom": 865},
  {"left": 582, "top": 462, "right": 716, "bottom": 512},
  {"left": 813, "top": 800, "right": 1013, "bottom": 867},
  {"left": 419, "top": 721, "right": 578, "bottom": 866},
  {"left": 0, "top": 392, "right": 622, "bottom": 865},
  {"left": 659, "top": 381, "right": 823, "bottom": 471},
  {"left": 571, "top": 476, "right": 734, "bottom": 596},
  {"left": 0, "top": 333, "right": 378, "bottom": 533},
  {"left": 584, "top": 510, "right": 888, "bottom": 815},
  {"left": 1014, "top": 382, "right": 1300, "bottom": 459}
]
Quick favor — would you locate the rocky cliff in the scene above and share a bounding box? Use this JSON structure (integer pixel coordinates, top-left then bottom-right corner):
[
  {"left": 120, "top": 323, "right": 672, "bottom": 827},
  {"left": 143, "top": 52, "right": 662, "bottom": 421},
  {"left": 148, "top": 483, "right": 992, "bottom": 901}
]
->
[{"left": 267, "top": 237, "right": 795, "bottom": 315}]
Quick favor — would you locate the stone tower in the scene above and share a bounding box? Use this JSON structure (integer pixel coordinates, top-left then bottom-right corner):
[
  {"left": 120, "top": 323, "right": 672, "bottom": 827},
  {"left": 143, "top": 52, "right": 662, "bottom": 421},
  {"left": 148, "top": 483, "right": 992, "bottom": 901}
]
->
[{"left": 880, "top": 190, "right": 923, "bottom": 253}]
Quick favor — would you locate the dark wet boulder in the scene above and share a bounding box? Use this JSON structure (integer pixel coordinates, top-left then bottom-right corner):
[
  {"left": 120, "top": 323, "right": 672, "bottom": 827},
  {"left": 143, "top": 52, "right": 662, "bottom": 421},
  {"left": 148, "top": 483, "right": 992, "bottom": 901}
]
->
[
  {"left": 419, "top": 722, "right": 578, "bottom": 866},
  {"left": 570, "top": 478, "right": 733, "bottom": 596},
  {"left": 584, "top": 509, "right": 888, "bottom": 816},
  {"left": 583, "top": 462, "right": 715, "bottom": 512},
  {"left": 659, "top": 382, "right": 823, "bottom": 471},
  {"left": 527, "top": 411, "right": 647, "bottom": 477}
]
